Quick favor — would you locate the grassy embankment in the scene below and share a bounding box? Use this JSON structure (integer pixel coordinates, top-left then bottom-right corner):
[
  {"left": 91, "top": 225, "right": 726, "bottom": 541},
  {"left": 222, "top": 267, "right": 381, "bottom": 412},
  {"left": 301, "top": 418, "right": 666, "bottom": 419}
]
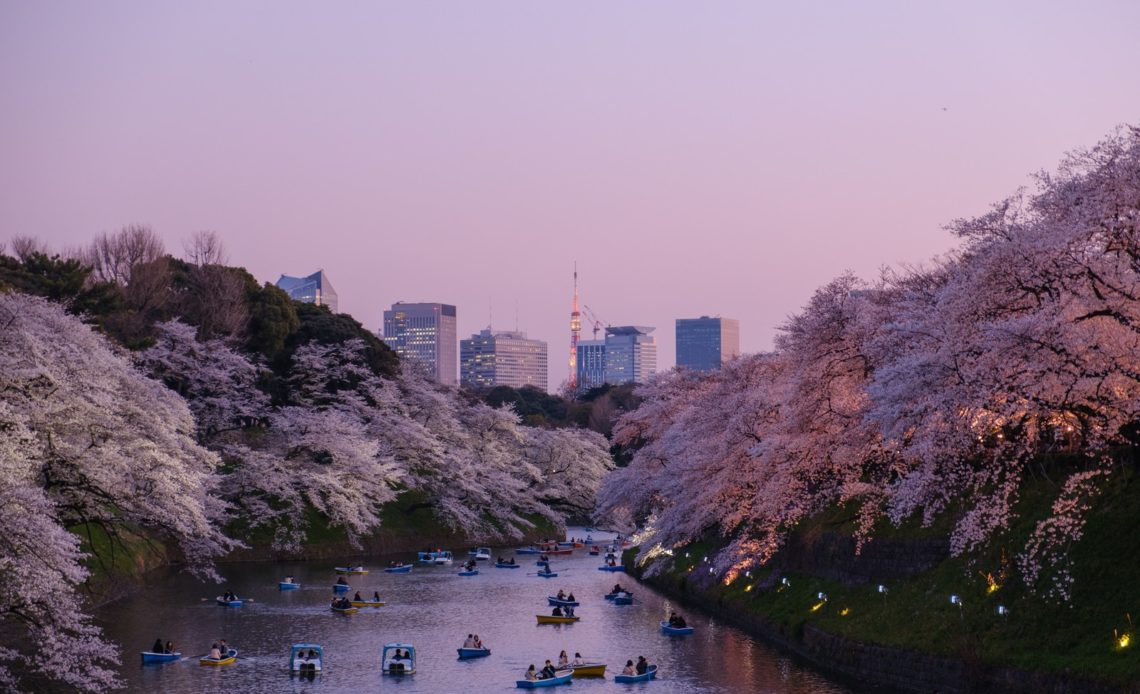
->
[{"left": 635, "top": 462, "right": 1140, "bottom": 685}]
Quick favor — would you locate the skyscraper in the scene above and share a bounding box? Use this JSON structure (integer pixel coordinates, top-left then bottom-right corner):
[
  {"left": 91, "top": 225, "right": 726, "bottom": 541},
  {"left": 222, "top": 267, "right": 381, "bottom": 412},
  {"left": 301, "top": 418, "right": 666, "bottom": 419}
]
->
[
  {"left": 575, "top": 339, "right": 607, "bottom": 392},
  {"left": 604, "top": 326, "right": 656, "bottom": 385},
  {"left": 676, "top": 316, "right": 740, "bottom": 371},
  {"left": 382, "top": 302, "right": 458, "bottom": 385},
  {"left": 460, "top": 329, "right": 549, "bottom": 391},
  {"left": 276, "top": 270, "right": 338, "bottom": 313}
]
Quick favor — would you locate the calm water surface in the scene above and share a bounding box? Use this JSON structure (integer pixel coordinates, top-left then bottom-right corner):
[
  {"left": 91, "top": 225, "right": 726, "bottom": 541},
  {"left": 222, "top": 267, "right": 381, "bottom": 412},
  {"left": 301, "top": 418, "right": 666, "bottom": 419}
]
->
[{"left": 97, "top": 529, "right": 854, "bottom": 693}]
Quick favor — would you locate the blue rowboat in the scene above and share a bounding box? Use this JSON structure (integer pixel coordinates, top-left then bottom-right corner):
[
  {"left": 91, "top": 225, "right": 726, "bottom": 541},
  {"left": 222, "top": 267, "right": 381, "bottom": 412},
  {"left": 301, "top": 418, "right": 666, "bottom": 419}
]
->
[
  {"left": 598, "top": 565, "right": 625, "bottom": 572},
  {"left": 516, "top": 547, "right": 542, "bottom": 555},
  {"left": 384, "top": 564, "right": 412, "bottom": 573},
  {"left": 660, "top": 621, "right": 694, "bottom": 635},
  {"left": 547, "top": 596, "right": 580, "bottom": 607},
  {"left": 457, "top": 569, "right": 479, "bottom": 576},
  {"left": 279, "top": 581, "right": 300, "bottom": 590},
  {"left": 613, "top": 593, "right": 633, "bottom": 605},
  {"left": 536, "top": 571, "right": 559, "bottom": 578},
  {"left": 516, "top": 669, "right": 573, "bottom": 688},
  {"left": 140, "top": 651, "right": 180, "bottom": 664},
  {"left": 615, "top": 664, "right": 658, "bottom": 683},
  {"left": 556, "top": 541, "right": 575, "bottom": 548},
  {"left": 215, "top": 597, "right": 243, "bottom": 607},
  {"left": 457, "top": 647, "right": 491, "bottom": 659},
  {"left": 332, "top": 584, "right": 349, "bottom": 593},
  {"left": 495, "top": 562, "right": 520, "bottom": 569}
]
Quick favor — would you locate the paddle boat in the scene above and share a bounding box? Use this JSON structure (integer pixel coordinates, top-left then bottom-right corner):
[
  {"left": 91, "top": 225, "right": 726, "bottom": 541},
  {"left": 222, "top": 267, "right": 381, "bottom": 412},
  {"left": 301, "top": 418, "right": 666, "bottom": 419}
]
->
[
  {"left": 615, "top": 664, "right": 658, "bottom": 683},
  {"left": 468, "top": 547, "right": 492, "bottom": 560},
  {"left": 598, "top": 564, "right": 625, "bottom": 572},
  {"left": 381, "top": 643, "right": 416, "bottom": 675},
  {"left": 612, "top": 592, "right": 633, "bottom": 605},
  {"left": 457, "top": 568, "right": 479, "bottom": 576},
  {"left": 516, "top": 668, "right": 573, "bottom": 688},
  {"left": 543, "top": 548, "right": 573, "bottom": 556},
  {"left": 290, "top": 644, "right": 323, "bottom": 673},
  {"left": 457, "top": 646, "right": 491, "bottom": 659},
  {"left": 535, "top": 570, "right": 559, "bottom": 578},
  {"left": 215, "top": 596, "right": 243, "bottom": 607},
  {"left": 334, "top": 566, "right": 368, "bottom": 575},
  {"left": 588, "top": 547, "right": 600, "bottom": 556},
  {"left": 199, "top": 648, "right": 237, "bottom": 666},
  {"left": 332, "top": 583, "right": 350, "bottom": 593},
  {"left": 350, "top": 599, "right": 386, "bottom": 607},
  {"left": 660, "top": 621, "right": 695, "bottom": 635},
  {"left": 140, "top": 650, "right": 180, "bottom": 664},
  {"left": 384, "top": 563, "right": 413, "bottom": 573},
  {"left": 547, "top": 596, "right": 580, "bottom": 607},
  {"left": 418, "top": 550, "right": 444, "bottom": 563},
  {"left": 515, "top": 546, "right": 542, "bottom": 555},
  {"left": 495, "top": 561, "right": 521, "bottom": 569},
  {"left": 536, "top": 614, "right": 580, "bottom": 624},
  {"left": 279, "top": 579, "right": 300, "bottom": 590},
  {"left": 434, "top": 550, "right": 454, "bottom": 564},
  {"left": 569, "top": 662, "right": 606, "bottom": 677}
]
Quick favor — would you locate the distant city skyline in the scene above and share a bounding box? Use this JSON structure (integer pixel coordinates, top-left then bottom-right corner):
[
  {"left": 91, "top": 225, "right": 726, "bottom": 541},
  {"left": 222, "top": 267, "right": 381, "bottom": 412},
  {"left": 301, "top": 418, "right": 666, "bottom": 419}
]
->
[{"left": 4, "top": 3, "right": 1139, "bottom": 384}]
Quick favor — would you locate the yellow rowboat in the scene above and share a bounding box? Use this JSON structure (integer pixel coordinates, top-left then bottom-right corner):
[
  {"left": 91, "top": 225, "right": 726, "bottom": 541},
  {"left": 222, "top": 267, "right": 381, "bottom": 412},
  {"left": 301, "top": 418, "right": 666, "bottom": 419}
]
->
[
  {"left": 200, "top": 649, "right": 237, "bottom": 666},
  {"left": 569, "top": 663, "right": 606, "bottom": 677},
  {"left": 536, "top": 614, "right": 580, "bottom": 624},
  {"left": 331, "top": 605, "right": 359, "bottom": 614},
  {"left": 350, "top": 600, "right": 386, "bottom": 607},
  {"left": 335, "top": 567, "right": 369, "bottom": 575}
]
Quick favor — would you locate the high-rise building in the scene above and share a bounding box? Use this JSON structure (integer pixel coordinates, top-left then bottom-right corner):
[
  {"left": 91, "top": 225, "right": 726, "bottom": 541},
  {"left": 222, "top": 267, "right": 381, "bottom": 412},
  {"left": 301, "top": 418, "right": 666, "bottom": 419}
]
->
[
  {"left": 382, "top": 302, "right": 458, "bottom": 385},
  {"left": 460, "top": 329, "right": 549, "bottom": 391},
  {"left": 676, "top": 316, "right": 740, "bottom": 371},
  {"left": 276, "top": 270, "right": 338, "bottom": 313},
  {"left": 604, "top": 326, "right": 656, "bottom": 385},
  {"left": 575, "top": 339, "right": 607, "bottom": 392}
]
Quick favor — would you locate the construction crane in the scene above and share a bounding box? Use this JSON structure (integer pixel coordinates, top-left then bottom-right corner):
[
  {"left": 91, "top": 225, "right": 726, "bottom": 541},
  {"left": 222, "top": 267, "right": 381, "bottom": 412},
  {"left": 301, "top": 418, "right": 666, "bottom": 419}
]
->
[{"left": 582, "top": 304, "right": 608, "bottom": 339}]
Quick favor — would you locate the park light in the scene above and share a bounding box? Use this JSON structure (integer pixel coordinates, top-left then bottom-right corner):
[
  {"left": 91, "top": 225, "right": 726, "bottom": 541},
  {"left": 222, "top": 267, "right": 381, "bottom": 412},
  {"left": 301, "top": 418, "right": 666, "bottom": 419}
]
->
[
  {"left": 949, "top": 595, "right": 961, "bottom": 605},
  {"left": 781, "top": 577, "right": 790, "bottom": 586},
  {"left": 744, "top": 584, "right": 753, "bottom": 593},
  {"left": 810, "top": 601, "right": 825, "bottom": 612},
  {"left": 877, "top": 584, "right": 888, "bottom": 594},
  {"left": 817, "top": 592, "right": 828, "bottom": 601},
  {"left": 839, "top": 607, "right": 850, "bottom": 616},
  {"left": 997, "top": 605, "right": 1009, "bottom": 616},
  {"left": 1116, "top": 631, "right": 1131, "bottom": 649}
]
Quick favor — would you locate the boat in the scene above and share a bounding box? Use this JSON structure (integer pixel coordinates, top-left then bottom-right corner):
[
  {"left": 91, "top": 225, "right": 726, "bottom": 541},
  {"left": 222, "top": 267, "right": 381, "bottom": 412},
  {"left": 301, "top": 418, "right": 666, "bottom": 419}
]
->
[
  {"left": 569, "top": 662, "right": 606, "bottom": 677},
  {"left": 543, "top": 548, "right": 573, "bottom": 556},
  {"left": 382, "top": 643, "right": 416, "bottom": 675},
  {"left": 515, "top": 547, "right": 542, "bottom": 555},
  {"left": 279, "top": 580, "right": 301, "bottom": 590},
  {"left": 384, "top": 563, "right": 413, "bottom": 573},
  {"left": 199, "top": 648, "right": 238, "bottom": 666},
  {"left": 457, "top": 647, "right": 491, "bottom": 659},
  {"left": 350, "top": 600, "right": 386, "bottom": 607},
  {"left": 615, "top": 664, "right": 658, "bottom": 683},
  {"left": 588, "top": 548, "right": 600, "bottom": 556},
  {"left": 516, "top": 668, "right": 574, "bottom": 688},
  {"left": 330, "top": 604, "right": 359, "bottom": 614},
  {"left": 556, "top": 541, "right": 576, "bottom": 548},
  {"left": 468, "top": 547, "right": 492, "bottom": 560},
  {"left": 457, "top": 569, "right": 479, "bottom": 576},
  {"left": 598, "top": 564, "right": 625, "bottom": 572},
  {"left": 140, "top": 651, "right": 180, "bottom": 664},
  {"left": 417, "top": 550, "right": 445, "bottom": 563},
  {"left": 334, "top": 566, "right": 368, "bottom": 575},
  {"left": 215, "top": 596, "right": 243, "bottom": 607},
  {"left": 290, "top": 643, "right": 323, "bottom": 673},
  {"left": 434, "top": 550, "right": 454, "bottom": 564},
  {"left": 536, "top": 614, "right": 580, "bottom": 624},
  {"left": 547, "top": 596, "right": 580, "bottom": 607},
  {"left": 536, "top": 571, "right": 558, "bottom": 578},
  {"left": 613, "top": 593, "right": 633, "bottom": 605},
  {"left": 332, "top": 583, "right": 350, "bottom": 593},
  {"left": 660, "top": 621, "right": 695, "bottom": 635},
  {"left": 495, "top": 561, "right": 521, "bottom": 569},
  {"left": 583, "top": 527, "right": 595, "bottom": 532}
]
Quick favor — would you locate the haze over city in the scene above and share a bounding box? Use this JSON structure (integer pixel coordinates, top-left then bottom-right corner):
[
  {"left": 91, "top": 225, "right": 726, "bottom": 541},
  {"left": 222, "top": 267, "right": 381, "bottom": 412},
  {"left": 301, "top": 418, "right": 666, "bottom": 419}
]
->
[{"left": 3, "top": 2, "right": 1139, "bottom": 384}]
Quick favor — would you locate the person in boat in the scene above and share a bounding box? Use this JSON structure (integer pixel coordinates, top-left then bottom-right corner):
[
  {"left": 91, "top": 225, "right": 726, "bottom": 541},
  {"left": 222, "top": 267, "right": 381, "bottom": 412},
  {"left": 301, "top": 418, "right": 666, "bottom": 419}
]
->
[
  {"left": 556, "top": 589, "right": 566, "bottom": 600},
  {"left": 607, "top": 557, "right": 617, "bottom": 566},
  {"left": 336, "top": 576, "right": 348, "bottom": 585},
  {"left": 622, "top": 660, "right": 635, "bottom": 676},
  {"left": 510, "top": 557, "right": 516, "bottom": 565},
  {"left": 558, "top": 650, "right": 569, "bottom": 667},
  {"left": 540, "top": 660, "right": 557, "bottom": 679},
  {"left": 525, "top": 664, "right": 538, "bottom": 681},
  {"left": 473, "top": 634, "right": 483, "bottom": 649},
  {"left": 565, "top": 605, "right": 575, "bottom": 617},
  {"left": 354, "top": 591, "right": 363, "bottom": 601},
  {"left": 668, "top": 611, "right": 687, "bottom": 628},
  {"left": 284, "top": 575, "right": 294, "bottom": 584},
  {"left": 571, "top": 652, "right": 584, "bottom": 666},
  {"left": 165, "top": 640, "right": 175, "bottom": 654},
  {"left": 613, "top": 583, "right": 624, "bottom": 594},
  {"left": 567, "top": 591, "right": 576, "bottom": 602},
  {"left": 209, "top": 644, "right": 222, "bottom": 660},
  {"left": 636, "top": 656, "right": 648, "bottom": 675},
  {"left": 373, "top": 591, "right": 381, "bottom": 602},
  {"left": 551, "top": 605, "right": 563, "bottom": 617},
  {"left": 541, "top": 564, "right": 553, "bottom": 575},
  {"left": 152, "top": 638, "right": 163, "bottom": 653},
  {"left": 218, "top": 639, "right": 229, "bottom": 656},
  {"left": 463, "top": 634, "right": 476, "bottom": 648}
]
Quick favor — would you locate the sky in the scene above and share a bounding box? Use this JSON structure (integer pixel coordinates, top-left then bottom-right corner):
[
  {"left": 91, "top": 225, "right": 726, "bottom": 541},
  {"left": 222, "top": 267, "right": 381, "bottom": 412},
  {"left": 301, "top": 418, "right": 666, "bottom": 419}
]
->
[{"left": 2, "top": 2, "right": 1139, "bottom": 388}]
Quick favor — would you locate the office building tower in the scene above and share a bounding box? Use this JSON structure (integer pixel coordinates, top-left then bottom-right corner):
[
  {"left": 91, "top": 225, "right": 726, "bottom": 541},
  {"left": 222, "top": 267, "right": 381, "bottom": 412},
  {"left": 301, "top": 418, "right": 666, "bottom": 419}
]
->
[
  {"left": 383, "top": 302, "right": 458, "bottom": 385},
  {"left": 575, "top": 339, "right": 607, "bottom": 392},
  {"left": 461, "top": 329, "right": 549, "bottom": 391},
  {"left": 604, "top": 326, "right": 657, "bottom": 385},
  {"left": 276, "top": 270, "right": 338, "bottom": 313},
  {"left": 676, "top": 316, "right": 740, "bottom": 371}
]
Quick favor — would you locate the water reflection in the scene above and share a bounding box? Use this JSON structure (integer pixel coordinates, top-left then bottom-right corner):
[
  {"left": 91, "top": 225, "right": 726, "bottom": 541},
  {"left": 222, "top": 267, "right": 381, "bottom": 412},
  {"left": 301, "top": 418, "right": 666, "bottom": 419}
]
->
[{"left": 97, "top": 530, "right": 853, "bottom": 693}]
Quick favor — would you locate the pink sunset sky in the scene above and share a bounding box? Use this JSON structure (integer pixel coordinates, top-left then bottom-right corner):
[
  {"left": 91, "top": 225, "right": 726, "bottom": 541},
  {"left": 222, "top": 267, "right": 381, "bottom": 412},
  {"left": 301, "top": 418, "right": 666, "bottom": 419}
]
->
[{"left": 2, "top": 2, "right": 1139, "bottom": 387}]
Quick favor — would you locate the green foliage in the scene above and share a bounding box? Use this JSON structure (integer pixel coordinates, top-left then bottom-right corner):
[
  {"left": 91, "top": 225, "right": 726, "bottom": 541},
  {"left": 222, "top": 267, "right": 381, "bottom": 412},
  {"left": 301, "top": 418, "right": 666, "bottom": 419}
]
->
[
  {"left": 0, "top": 252, "right": 124, "bottom": 319},
  {"left": 278, "top": 301, "right": 398, "bottom": 378},
  {"left": 245, "top": 281, "right": 299, "bottom": 360}
]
